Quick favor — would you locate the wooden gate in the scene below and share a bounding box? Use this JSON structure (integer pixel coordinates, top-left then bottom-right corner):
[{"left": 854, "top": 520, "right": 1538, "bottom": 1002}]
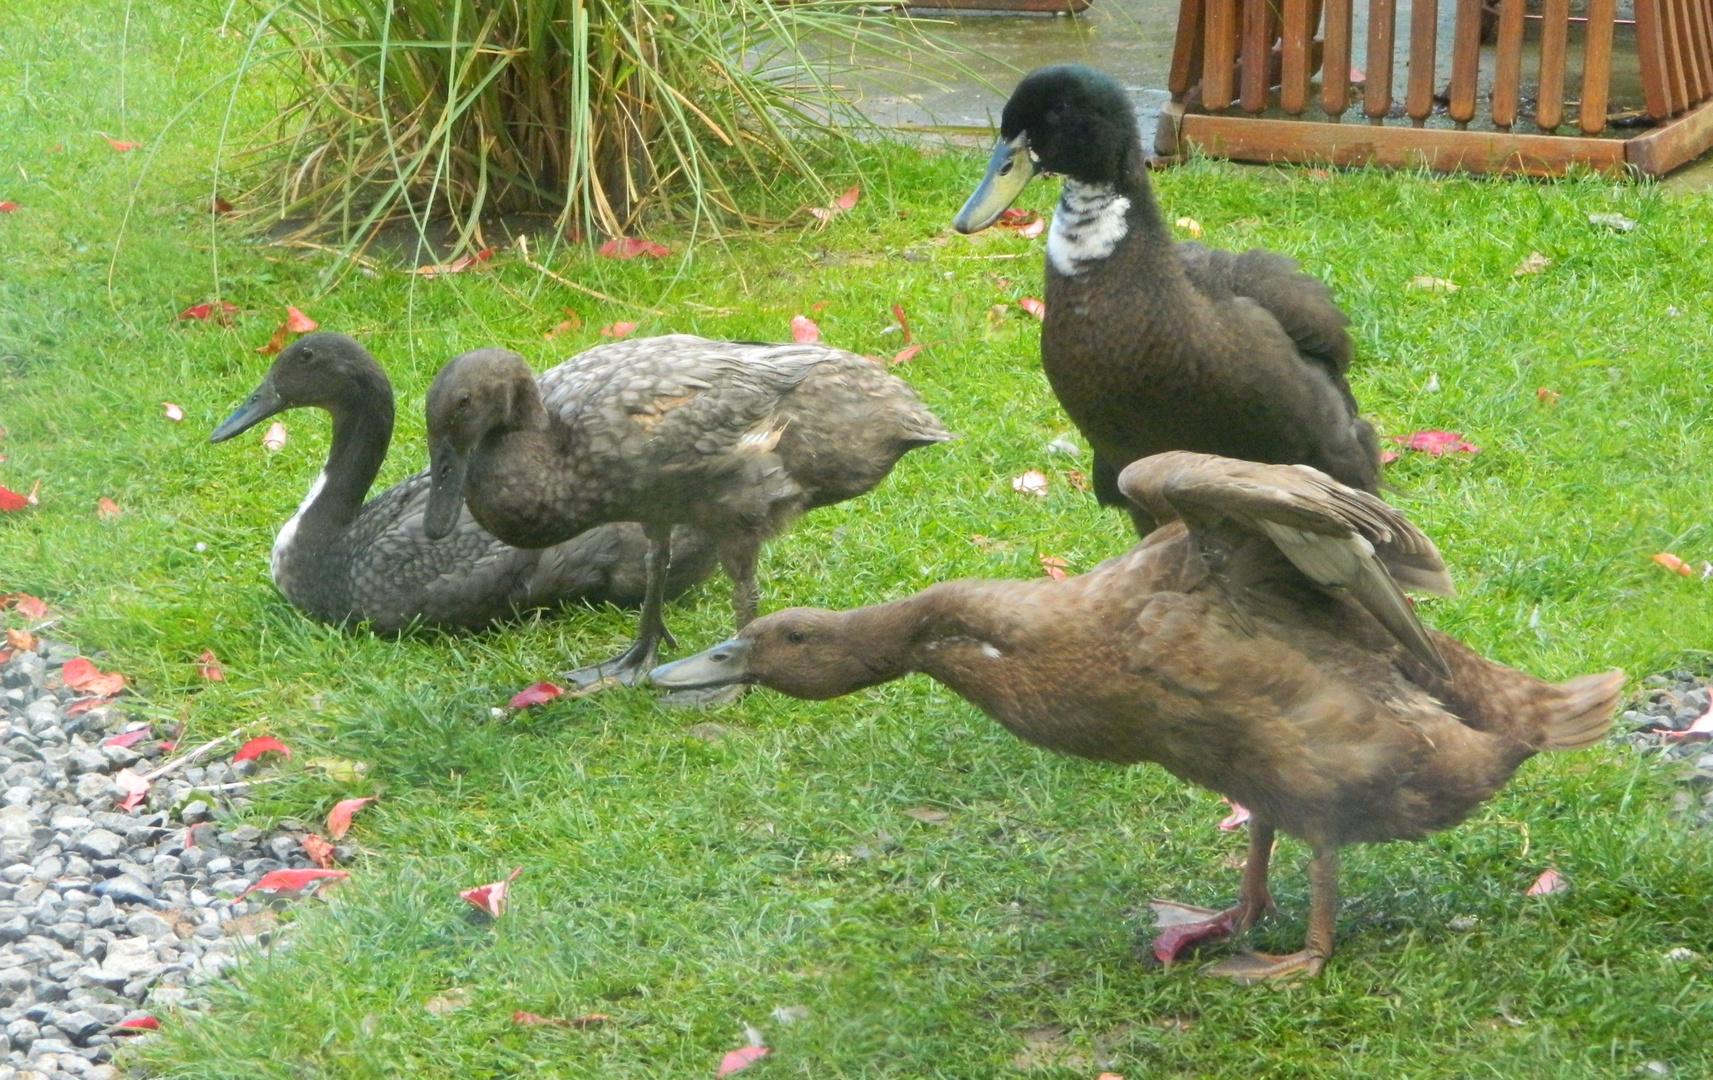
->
[{"left": 1154, "top": 0, "right": 1713, "bottom": 174}]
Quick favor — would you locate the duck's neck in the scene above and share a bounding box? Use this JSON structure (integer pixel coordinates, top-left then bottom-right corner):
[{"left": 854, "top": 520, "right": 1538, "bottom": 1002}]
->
[
  {"left": 465, "top": 394, "right": 607, "bottom": 547},
  {"left": 271, "top": 382, "right": 392, "bottom": 576},
  {"left": 833, "top": 582, "right": 1023, "bottom": 683},
  {"left": 1046, "top": 144, "right": 1172, "bottom": 279}
]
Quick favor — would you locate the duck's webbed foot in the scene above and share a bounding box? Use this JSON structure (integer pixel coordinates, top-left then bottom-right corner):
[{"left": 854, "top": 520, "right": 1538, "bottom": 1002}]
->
[
  {"left": 1205, "top": 843, "right": 1338, "bottom": 985},
  {"left": 563, "top": 634, "right": 666, "bottom": 693},
  {"left": 1148, "top": 821, "right": 1278, "bottom": 965},
  {"left": 1204, "top": 949, "right": 1327, "bottom": 984}
]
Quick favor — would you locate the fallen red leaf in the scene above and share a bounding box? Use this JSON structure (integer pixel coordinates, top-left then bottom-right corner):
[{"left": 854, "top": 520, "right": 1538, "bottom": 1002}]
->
[
  {"left": 211, "top": 195, "right": 234, "bottom": 216},
  {"left": 262, "top": 421, "right": 287, "bottom": 452},
  {"left": 0, "top": 202, "right": 16, "bottom": 213},
  {"left": 62, "top": 657, "right": 126, "bottom": 697},
  {"left": 178, "top": 304, "right": 212, "bottom": 321},
  {"left": 544, "top": 309, "right": 583, "bottom": 340},
  {"left": 1390, "top": 430, "right": 1480, "bottom": 455},
  {"left": 327, "top": 796, "right": 376, "bottom": 839},
  {"left": 97, "top": 497, "right": 121, "bottom": 521},
  {"left": 1, "top": 593, "right": 47, "bottom": 620},
  {"left": 993, "top": 208, "right": 1040, "bottom": 229},
  {"left": 790, "top": 315, "right": 819, "bottom": 344},
  {"left": 1663, "top": 700, "right": 1713, "bottom": 741},
  {"left": 114, "top": 1016, "right": 159, "bottom": 1032},
  {"left": 195, "top": 649, "right": 224, "bottom": 681},
  {"left": 63, "top": 699, "right": 109, "bottom": 719},
  {"left": 597, "top": 237, "right": 670, "bottom": 259},
  {"left": 255, "top": 324, "right": 290, "bottom": 356},
  {"left": 284, "top": 306, "right": 317, "bottom": 333},
  {"left": 509, "top": 682, "right": 563, "bottom": 709},
  {"left": 413, "top": 248, "right": 494, "bottom": 277},
  {"left": 233, "top": 735, "right": 290, "bottom": 763},
  {"left": 103, "top": 729, "right": 151, "bottom": 749},
  {"left": 1011, "top": 471, "right": 1048, "bottom": 497},
  {"left": 1218, "top": 798, "right": 1251, "bottom": 830},
  {"left": 600, "top": 322, "right": 637, "bottom": 339},
  {"left": 105, "top": 138, "right": 140, "bottom": 153},
  {"left": 301, "top": 834, "right": 336, "bottom": 869},
  {"left": 461, "top": 866, "right": 523, "bottom": 917},
  {"left": 1380, "top": 450, "right": 1400, "bottom": 464},
  {"left": 1536, "top": 387, "right": 1560, "bottom": 405},
  {"left": 114, "top": 768, "right": 150, "bottom": 812},
  {"left": 716, "top": 1047, "right": 769, "bottom": 1077},
  {"left": 1651, "top": 552, "right": 1693, "bottom": 577},
  {"left": 0, "top": 481, "right": 40, "bottom": 512},
  {"left": 891, "top": 303, "right": 913, "bottom": 346},
  {"left": 240, "top": 868, "right": 349, "bottom": 896},
  {"left": 5, "top": 629, "right": 35, "bottom": 653},
  {"left": 1018, "top": 297, "right": 1046, "bottom": 320},
  {"left": 1039, "top": 555, "right": 1068, "bottom": 580},
  {"left": 1064, "top": 469, "right": 1088, "bottom": 492},
  {"left": 890, "top": 344, "right": 924, "bottom": 365},
  {"left": 1020, "top": 216, "right": 1046, "bottom": 239},
  {"left": 162, "top": 402, "right": 185, "bottom": 422},
  {"left": 809, "top": 183, "right": 861, "bottom": 222},
  {"left": 1525, "top": 869, "right": 1567, "bottom": 895}
]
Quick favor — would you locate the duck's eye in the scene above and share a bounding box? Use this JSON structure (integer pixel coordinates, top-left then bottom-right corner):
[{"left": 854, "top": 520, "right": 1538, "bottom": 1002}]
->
[
  {"left": 457, "top": 395, "right": 471, "bottom": 410},
  {"left": 999, "top": 159, "right": 1013, "bottom": 176},
  {"left": 786, "top": 631, "right": 807, "bottom": 645}
]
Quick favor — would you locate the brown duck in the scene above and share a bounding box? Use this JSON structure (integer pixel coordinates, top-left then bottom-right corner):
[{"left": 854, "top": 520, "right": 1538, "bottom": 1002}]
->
[
  {"left": 652, "top": 452, "right": 1622, "bottom": 979},
  {"left": 954, "top": 66, "right": 1381, "bottom": 531}
]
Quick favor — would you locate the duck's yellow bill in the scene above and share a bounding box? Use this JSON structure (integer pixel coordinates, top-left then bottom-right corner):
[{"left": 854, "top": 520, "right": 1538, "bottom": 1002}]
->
[{"left": 952, "top": 134, "right": 1035, "bottom": 234}]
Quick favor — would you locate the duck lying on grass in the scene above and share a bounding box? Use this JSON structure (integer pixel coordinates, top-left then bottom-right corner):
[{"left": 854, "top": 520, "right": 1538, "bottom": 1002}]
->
[
  {"left": 211, "top": 333, "right": 715, "bottom": 633},
  {"left": 423, "top": 335, "right": 951, "bottom": 704},
  {"left": 652, "top": 451, "right": 1623, "bottom": 979},
  {"left": 955, "top": 65, "right": 1381, "bottom": 531}
]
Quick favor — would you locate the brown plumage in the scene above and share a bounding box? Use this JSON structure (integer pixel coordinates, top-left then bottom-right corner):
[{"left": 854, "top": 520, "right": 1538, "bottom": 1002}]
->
[
  {"left": 651, "top": 452, "right": 1622, "bottom": 979},
  {"left": 953, "top": 66, "right": 1380, "bottom": 530}
]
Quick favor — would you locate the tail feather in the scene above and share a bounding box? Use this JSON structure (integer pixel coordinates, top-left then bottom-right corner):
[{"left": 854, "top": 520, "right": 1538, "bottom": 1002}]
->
[{"left": 1535, "top": 669, "right": 1625, "bottom": 752}]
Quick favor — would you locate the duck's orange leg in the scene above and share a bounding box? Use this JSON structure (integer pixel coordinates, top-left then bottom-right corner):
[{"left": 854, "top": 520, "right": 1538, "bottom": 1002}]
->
[
  {"left": 1205, "top": 845, "right": 1338, "bottom": 983},
  {"left": 1149, "top": 822, "right": 1278, "bottom": 964}
]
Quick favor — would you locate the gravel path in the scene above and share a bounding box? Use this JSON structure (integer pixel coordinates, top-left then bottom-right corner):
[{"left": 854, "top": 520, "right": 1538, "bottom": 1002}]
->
[
  {"left": 1612, "top": 668, "right": 1713, "bottom": 828},
  {"left": 1, "top": 642, "right": 328, "bottom": 1080}
]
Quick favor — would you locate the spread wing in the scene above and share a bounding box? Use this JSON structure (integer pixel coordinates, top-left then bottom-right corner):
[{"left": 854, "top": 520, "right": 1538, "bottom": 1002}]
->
[{"left": 1119, "top": 451, "right": 1455, "bottom": 676}]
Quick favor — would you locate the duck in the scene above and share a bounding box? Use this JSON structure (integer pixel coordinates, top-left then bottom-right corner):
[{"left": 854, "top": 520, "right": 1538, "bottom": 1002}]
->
[
  {"left": 953, "top": 65, "right": 1382, "bottom": 532},
  {"left": 651, "top": 451, "right": 1623, "bottom": 980},
  {"left": 422, "top": 334, "right": 952, "bottom": 703},
  {"left": 210, "top": 332, "right": 716, "bottom": 633}
]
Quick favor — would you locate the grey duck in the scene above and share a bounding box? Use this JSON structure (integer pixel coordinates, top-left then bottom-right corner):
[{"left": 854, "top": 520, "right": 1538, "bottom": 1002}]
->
[
  {"left": 954, "top": 65, "right": 1382, "bottom": 531},
  {"left": 422, "top": 334, "right": 951, "bottom": 701},
  {"left": 210, "top": 333, "right": 715, "bottom": 633},
  {"left": 653, "top": 452, "right": 1622, "bottom": 979}
]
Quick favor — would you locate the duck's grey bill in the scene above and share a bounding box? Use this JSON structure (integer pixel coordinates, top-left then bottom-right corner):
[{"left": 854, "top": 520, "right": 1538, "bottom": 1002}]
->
[
  {"left": 422, "top": 443, "right": 469, "bottom": 541},
  {"left": 649, "top": 638, "right": 751, "bottom": 690},
  {"left": 952, "top": 134, "right": 1035, "bottom": 235},
  {"left": 209, "top": 380, "right": 284, "bottom": 443}
]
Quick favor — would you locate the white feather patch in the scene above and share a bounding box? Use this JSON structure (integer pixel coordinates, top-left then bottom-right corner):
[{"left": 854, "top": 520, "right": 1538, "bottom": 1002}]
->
[
  {"left": 271, "top": 469, "right": 327, "bottom": 583},
  {"left": 1046, "top": 180, "right": 1131, "bottom": 276}
]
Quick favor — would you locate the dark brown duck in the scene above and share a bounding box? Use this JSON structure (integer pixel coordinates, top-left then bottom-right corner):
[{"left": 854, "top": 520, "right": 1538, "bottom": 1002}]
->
[
  {"left": 423, "top": 334, "right": 951, "bottom": 701},
  {"left": 955, "top": 66, "right": 1381, "bottom": 529},
  {"left": 211, "top": 333, "right": 714, "bottom": 632},
  {"left": 653, "top": 452, "right": 1622, "bottom": 979}
]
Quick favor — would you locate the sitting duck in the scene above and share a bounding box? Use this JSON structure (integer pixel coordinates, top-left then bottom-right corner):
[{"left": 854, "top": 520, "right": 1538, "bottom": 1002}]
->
[
  {"left": 954, "top": 65, "right": 1382, "bottom": 530},
  {"left": 652, "top": 451, "right": 1622, "bottom": 979},
  {"left": 422, "top": 335, "right": 951, "bottom": 702},
  {"left": 211, "top": 333, "right": 715, "bottom": 633}
]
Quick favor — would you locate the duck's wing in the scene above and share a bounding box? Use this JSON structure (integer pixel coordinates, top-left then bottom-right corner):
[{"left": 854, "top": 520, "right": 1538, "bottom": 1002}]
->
[
  {"left": 1174, "top": 243, "right": 1353, "bottom": 381},
  {"left": 1119, "top": 451, "right": 1455, "bottom": 676}
]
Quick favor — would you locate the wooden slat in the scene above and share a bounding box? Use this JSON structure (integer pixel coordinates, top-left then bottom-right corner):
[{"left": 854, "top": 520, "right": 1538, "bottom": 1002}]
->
[
  {"left": 1204, "top": 0, "right": 1239, "bottom": 110},
  {"left": 1363, "top": 0, "right": 1397, "bottom": 121},
  {"left": 1689, "top": 0, "right": 1713, "bottom": 106},
  {"left": 1405, "top": 0, "right": 1440, "bottom": 124},
  {"left": 1633, "top": 0, "right": 1672, "bottom": 118},
  {"left": 1168, "top": 0, "right": 1207, "bottom": 97},
  {"left": 1536, "top": 0, "right": 1570, "bottom": 129},
  {"left": 1321, "top": 0, "right": 1354, "bottom": 116},
  {"left": 1241, "top": 0, "right": 1273, "bottom": 113},
  {"left": 1490, "top": 0, "right": 1527, "bottom": 127},
  {"left": 1661, "top": 0, "right": 1690, "bottom": 112},
  {"left": 1448, "top": 0, "right": 1484, "bottom": 126},
  {"left": 1626, "top": 93, "right": 1713, "bottom": 172},
  {"left": 1582, "top": 0, "right": 1618, "bottom": 130},
  {"left": 1180, "top": 113, "right": 1630, "bottom": 174},
  {"left": 1281, "top": 0, "right": 1313, "bottom": 113},
  {"left": 1677, "top": 0, "right": 1709, "bottom": 101}
]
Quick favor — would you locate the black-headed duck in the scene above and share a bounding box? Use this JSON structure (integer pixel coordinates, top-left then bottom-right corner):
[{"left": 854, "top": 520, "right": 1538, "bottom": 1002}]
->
[
  {"left": 423, "top": 334, "right": 951, "bottom": 703},
  {"left": 211, "top": 333, "right": 715, "bottom": 633},
  {"left": 954, "top": 65, "right": 1382, "bottom": 531},
  {"left": 652, "top": 451, "right": 1622, "bottom": 979}
]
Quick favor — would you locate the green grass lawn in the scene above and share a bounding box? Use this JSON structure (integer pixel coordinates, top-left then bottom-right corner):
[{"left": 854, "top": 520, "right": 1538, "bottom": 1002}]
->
[{"left": 3, "top": 3, "right": 1713, "bottom": 1078}]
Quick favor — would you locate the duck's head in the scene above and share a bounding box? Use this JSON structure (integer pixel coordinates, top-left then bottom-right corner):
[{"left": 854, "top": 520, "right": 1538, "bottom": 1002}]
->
[
  {"left": 953, "top": 64, "right": 1138, "bottom": 234},
  {"left": 649, "top": 607, "right": 904, "bottom": 700},
  {"left": 423, "top": 347, "right": 538, "bottom": 540},
  {"left": 210, "top": 332, "right": 384, "bottom": 443}
]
